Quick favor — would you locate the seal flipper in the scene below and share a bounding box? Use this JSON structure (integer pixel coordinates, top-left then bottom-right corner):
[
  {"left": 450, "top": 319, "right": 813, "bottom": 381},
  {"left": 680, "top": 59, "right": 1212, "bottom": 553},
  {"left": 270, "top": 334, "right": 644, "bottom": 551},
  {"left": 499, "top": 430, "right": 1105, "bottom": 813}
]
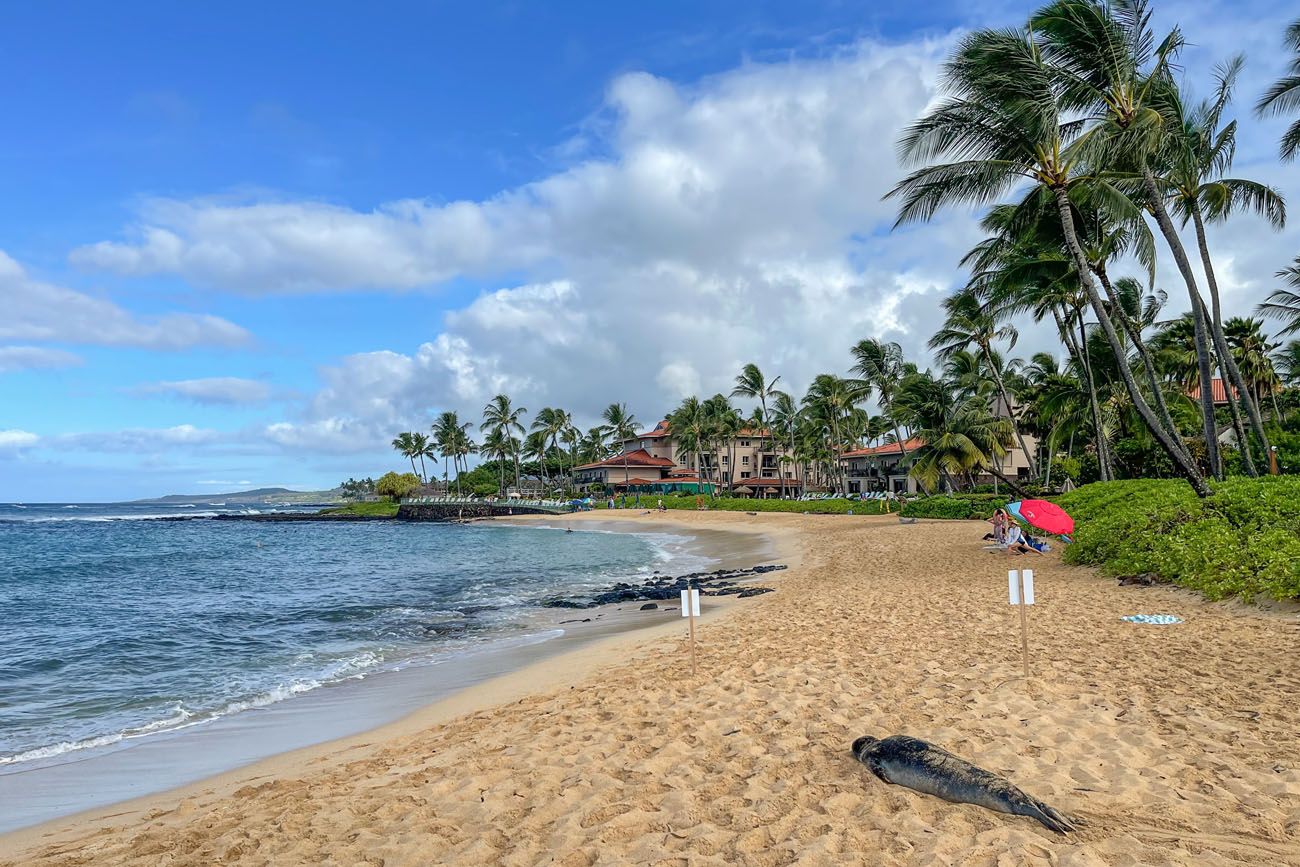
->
[{"left": 1013, "top": 797, "right": 1076, "bottom": 834}]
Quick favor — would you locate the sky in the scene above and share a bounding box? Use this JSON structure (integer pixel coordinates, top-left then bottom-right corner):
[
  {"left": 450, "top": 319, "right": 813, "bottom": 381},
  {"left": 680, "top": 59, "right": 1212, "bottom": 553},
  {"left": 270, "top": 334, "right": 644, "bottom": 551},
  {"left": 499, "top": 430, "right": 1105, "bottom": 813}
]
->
[{"left": 2, "top": 0, "right": 1297, "bottom": 501}]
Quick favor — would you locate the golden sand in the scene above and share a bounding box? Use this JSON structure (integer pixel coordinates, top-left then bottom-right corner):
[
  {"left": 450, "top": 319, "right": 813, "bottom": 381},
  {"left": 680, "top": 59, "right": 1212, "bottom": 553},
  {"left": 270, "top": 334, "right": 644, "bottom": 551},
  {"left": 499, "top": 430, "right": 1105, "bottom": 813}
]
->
[{"left": 4, "top": 512, "right": 1298, "bottom": 866}]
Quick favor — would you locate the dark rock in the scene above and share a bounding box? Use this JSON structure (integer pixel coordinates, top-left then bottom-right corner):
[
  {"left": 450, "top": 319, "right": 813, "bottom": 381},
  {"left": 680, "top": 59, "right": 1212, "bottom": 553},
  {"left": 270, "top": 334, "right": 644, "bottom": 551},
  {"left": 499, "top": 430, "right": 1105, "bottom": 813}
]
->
[
  {"left": 737, "top": 587, "right": 774, "bottom": 598},
  {"left": 639, "top": 603, "right": 658, "bottom": 610}
]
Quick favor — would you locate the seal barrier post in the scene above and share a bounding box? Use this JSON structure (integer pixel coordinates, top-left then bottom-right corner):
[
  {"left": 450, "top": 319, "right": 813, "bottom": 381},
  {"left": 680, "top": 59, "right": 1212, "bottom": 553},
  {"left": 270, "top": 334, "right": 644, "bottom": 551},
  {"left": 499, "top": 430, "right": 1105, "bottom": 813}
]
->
[
  {"left": 680, "top": 584, "right": 700, "bottom": 676},
  {"left": 1008, "top": 569, "right": 1035, "bottom": 678}
]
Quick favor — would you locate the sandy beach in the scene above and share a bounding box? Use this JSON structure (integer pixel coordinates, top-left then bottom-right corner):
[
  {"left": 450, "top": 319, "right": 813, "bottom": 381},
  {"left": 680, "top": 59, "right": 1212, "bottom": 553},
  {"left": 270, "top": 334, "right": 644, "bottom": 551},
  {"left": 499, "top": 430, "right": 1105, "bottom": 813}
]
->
[{"left": 3, "top": 511, "right": 1298, "bottom": 866}]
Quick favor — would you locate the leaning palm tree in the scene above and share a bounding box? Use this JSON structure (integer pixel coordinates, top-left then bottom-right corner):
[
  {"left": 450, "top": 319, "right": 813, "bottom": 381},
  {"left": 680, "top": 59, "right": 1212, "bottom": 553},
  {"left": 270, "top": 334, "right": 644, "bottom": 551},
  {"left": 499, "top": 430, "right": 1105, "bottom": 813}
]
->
[
  {"left": 409, "top": 431, "right": 431, "bottom": 482},
  {"left": 887, "top": 22, "right": 1210, "bottom": 494},
  {"left": 600, "top": 403, "right": 639, "bottom": 491},
  {"left": 1255, "top": 19, "right": 1300, "bottom": 161},
  {"left": 1259, "top": 258, "right": 1300, "bottom": 336},
  {"left": 390, "top": 432, "right": 420, "bottom": 478},
  {"left": 481, "top": 395, "right": 527, "bottom": 493},
  {"left": 1160, "top": 56, "right": 1282, "bottom": 474},
  {"left": 1031, "top": 0, "right": 1225, "bottom": 478}
]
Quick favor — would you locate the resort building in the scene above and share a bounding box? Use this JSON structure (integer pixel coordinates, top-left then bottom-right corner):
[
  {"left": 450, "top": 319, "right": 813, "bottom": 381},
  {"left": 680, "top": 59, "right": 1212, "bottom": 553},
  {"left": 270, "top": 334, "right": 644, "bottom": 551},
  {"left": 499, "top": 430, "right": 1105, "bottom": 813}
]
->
[
  {"left": 573, "top": 420, "right": 803, "bottom": 496},
  {"left": 840, "top": 431, "right": 1040, "bottom": 494}
]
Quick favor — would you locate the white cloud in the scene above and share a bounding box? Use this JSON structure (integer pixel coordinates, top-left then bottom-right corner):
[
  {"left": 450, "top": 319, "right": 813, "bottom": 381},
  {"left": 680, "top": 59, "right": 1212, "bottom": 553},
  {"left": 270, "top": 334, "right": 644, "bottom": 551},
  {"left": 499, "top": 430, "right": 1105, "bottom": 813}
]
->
[
  {"left": 196, "top": 479, "right": 253, "bottom": 486},
  {"left": 0, "top": 346, "right": 81, "bottom": 373},
  {"left": 71, "top": 15, "right": 1300, "bottom": 459},
  {"left": 59, "top": 424, "right": 221, "bottom": 453},
  {"left": 136, "top": 377, "right": 272, "bottom": 405},
  {"left": 0, "top": 250, "right": 250, "bottom": 350},
  {"left": 0, "top": 430, "right": 40, "bottom": 450}
]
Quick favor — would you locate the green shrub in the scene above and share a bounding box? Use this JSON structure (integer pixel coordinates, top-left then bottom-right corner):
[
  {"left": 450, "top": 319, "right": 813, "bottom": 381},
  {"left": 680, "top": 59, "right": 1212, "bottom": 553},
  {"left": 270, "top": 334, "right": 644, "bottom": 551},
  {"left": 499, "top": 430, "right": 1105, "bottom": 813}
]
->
[
  {"left": 595, "top": 495, "right": 896, "bottom": 515},
  {"left": 1056, "top": 476, "right": 1300, "bottom": 602},
  {"left": 899, "top": 493, "right": 1005, "bottom": 521}
]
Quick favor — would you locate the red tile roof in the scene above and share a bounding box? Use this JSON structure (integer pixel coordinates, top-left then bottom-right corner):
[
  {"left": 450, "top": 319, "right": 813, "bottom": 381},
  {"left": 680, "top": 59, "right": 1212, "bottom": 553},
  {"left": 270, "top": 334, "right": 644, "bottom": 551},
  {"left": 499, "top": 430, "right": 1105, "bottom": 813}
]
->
[
  {"left": 1187, "top": 378, "right": 1237, "bottom": 405},
  {"left": 743, "top": 477, "right": 803, "bottom": 487},
  {"left": 623, "top": 421, "right": 775, "bottom": 441},
  {"left": 574, "top": 448, "right": 676, "bottom": 471},
  {"left": 841, "top": 437, "right": 925, "bottom": 459}
]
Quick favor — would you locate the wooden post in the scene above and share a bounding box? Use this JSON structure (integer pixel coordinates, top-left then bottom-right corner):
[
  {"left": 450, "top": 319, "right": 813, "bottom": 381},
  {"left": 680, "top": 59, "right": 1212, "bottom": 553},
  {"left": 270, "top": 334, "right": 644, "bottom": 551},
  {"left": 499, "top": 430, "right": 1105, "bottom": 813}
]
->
[
  {"left": 1017, "top": 571, "right": 1030, "bottom": 678},
  {"left": 688, "top": 594, "right": 698, "bottom": 677},
  {"left": 682, "top": 585, "right": 699, "bottom": 676}
]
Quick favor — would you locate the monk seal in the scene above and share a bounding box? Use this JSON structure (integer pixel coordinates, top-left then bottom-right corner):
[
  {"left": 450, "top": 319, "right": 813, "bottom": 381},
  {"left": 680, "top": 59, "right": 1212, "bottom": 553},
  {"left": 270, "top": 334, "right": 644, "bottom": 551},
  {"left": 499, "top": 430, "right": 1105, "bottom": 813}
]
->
[{"left": 851, "top": 735, "right": 1076, "bottom": 834}]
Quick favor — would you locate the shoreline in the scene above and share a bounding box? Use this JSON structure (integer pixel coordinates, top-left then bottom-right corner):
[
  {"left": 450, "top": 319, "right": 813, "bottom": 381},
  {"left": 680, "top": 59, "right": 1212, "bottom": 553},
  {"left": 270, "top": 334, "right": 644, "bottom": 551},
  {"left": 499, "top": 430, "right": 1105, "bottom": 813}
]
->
[
  {"left": 6, "top": 512, "right": 1297, "bottom": 866},
  {"left": 0, "top": 512, "right": 794, "bottom": 856}
]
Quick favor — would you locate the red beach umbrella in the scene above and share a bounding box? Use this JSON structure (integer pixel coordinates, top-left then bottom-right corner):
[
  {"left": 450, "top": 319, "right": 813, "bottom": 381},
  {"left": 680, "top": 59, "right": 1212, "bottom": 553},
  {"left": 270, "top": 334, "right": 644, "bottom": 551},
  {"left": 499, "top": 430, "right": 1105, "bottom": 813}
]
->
[{"left": 1010, "top": 499, "right": 1074, "bottom": 535}]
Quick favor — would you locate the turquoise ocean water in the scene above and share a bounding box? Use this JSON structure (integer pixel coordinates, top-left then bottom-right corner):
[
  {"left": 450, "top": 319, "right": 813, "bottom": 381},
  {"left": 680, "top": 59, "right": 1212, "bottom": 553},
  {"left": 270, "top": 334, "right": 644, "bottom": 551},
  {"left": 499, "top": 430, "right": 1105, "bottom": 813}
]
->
[{"left": 0, "top": 503, "right": 694, "bottom": 772}]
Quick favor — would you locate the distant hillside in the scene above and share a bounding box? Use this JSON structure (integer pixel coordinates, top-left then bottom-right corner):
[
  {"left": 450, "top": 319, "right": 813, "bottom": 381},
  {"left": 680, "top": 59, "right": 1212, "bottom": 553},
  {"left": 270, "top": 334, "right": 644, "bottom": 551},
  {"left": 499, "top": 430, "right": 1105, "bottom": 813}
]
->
[{"left": 132, "top": 487, "right": 344, "bottom": 505}]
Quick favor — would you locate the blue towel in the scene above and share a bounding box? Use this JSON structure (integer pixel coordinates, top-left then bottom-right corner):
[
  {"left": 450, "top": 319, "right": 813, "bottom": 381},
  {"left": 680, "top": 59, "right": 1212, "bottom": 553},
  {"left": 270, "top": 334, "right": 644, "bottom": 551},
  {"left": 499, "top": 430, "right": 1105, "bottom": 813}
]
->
[{"left": 1121, "top": 614, "right": 1183, "bottom": 625}]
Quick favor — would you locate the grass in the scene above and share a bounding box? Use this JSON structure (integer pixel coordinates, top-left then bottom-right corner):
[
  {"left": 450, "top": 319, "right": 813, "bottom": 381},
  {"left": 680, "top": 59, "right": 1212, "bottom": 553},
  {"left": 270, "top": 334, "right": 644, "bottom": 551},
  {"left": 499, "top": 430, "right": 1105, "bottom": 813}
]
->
[{"left": 318, "top": 501, "right": 399, "bottom": 517}]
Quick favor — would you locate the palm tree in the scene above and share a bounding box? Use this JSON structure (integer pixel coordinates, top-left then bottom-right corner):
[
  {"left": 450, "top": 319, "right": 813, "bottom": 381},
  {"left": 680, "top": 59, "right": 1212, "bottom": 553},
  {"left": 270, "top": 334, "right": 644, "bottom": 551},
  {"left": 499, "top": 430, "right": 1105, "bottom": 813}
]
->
[
  {"left": 1160, "top": 56, "right": 1283, "bottom": 475},
  {"left": 481, "top": 395, "right": 527, "bottom": 493},
  {"left": 930, "top": 288, "right": 1039, "bottom": 478},
  {"left": 531, "top": 407, "right": 573, "bottom": 489},
  {"left": 1259, "top": 258, "right": 1300, "bottom": 337},
  {"left": 801, "top": 375, "right": 866, "bottom": 494},
  {"left": 391, "top": 432, "right": 420, "bottom": 478},
  {"left": 1032, "top": 0, "right": 1227, "bottom": 479},
  {"left": 768, "top": 390, "right": 801, "bottom": 496},
  {"left": 432, "top": 411, "right": 474, "bottom": 495},
  {"left": 482, "top": 428, "right": 512, "bottom": 495},
  {"left": 850, "top": 338, "right": 912, "bottom": 464},
  {"left": 600, "top": 403, "right": 639, "bottom": 491},
  {"left": 523, "top": 429, "right": 550, "bottom": 490},
  {"left": 1225, "top": 317, "right": 1282, "bottom": 417},
  {"left": 1255, "top": 19, "right": 1300, "bottom": 161},
  {"left": 667, "top": 397, "right": 707, "bottom": 491},
  {"left": 888, "top": 21, "right": 1211, "bottom": 494},
  {"left": 894, "top": 370, "right": 1026, "bottom": 496},
  {"left": 1275, "top": 339, "right": 1300, "bottom": 387},
  {"left": 409, "top": 432, "right": 431, "bottom": 482}
]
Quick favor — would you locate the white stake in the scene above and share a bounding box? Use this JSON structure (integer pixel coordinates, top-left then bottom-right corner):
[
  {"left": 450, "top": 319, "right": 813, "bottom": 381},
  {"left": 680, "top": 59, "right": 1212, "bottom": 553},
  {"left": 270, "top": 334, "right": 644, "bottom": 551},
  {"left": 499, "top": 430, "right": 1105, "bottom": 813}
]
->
[
  {"left": 1008, "top": 569, "right": 1035, "bottom": 678},
  {"left": 680, "top": 586, "right": 700, "bottom": 675}
]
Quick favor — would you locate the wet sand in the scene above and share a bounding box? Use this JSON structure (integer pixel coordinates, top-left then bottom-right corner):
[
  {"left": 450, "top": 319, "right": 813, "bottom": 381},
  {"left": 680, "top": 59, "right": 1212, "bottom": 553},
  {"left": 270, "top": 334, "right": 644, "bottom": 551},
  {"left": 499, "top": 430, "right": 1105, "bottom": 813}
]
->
[{"left": 3, "top": 511, "right": 1297, "bottom": 865}]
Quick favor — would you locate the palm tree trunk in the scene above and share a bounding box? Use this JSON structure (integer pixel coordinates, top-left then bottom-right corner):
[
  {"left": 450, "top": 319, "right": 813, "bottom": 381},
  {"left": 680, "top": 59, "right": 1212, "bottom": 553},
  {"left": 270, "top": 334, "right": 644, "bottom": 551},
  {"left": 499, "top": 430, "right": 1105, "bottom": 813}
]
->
[
  {"left": 1051, "top": 185, "right": 1210, "bottom": 496},
  {"left": 987, "top": 465, "right": 1031, "bottom": 499},
  {"left": 1076, "top": 313, "right": 1113, "bottom": 481},
  {"left": 1140, "top": 170, "right": 1221, "bottom": 480},
  {"left": 1093, "top": 266, "right": 1189, "bottom": 457},
  {"left": 1190, "top": 207, "right": 1268, "bottom": 475},
  {"left": 980, "top": 343, "right": 1038, "bottom": 478}
]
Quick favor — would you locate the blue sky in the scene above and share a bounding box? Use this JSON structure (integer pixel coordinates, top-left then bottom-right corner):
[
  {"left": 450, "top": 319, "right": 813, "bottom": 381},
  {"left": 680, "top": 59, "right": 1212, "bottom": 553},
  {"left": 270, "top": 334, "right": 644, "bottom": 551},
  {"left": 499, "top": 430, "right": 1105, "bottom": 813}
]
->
[{"left": 2, "top": 0, "right": 1297, "bottom": 501}]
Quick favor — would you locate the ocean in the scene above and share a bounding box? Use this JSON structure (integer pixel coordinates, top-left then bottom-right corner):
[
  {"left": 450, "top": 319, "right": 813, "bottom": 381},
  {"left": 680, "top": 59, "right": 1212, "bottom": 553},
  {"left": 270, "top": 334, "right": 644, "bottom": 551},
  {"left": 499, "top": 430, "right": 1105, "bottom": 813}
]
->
[{"left": 0, "top": 502, "right": 706, "bottom": 781}]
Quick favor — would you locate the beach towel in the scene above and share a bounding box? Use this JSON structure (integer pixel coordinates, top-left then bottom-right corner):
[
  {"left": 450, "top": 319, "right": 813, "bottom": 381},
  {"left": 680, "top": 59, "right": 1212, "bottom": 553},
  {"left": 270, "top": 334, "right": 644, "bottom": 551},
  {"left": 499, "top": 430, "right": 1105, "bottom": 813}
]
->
[{"left": 1121, "top": 614, "right": 1183, "bottom": 625}]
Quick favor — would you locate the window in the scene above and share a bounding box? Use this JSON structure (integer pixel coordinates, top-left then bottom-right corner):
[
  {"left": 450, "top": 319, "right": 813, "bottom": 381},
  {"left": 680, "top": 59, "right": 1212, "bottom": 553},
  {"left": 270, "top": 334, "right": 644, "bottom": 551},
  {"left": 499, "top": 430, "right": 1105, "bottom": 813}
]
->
[
  {"left": 741, "top": 456, "right": 750, "bottom": 466},
  {"left": 740, "top": 471, "right": 751, "bottom": 479},
  {"left": 762, "top": 470, "right": 775, "bottom": 478},
  {"left": 721, "top": 455, "right": 729, "bottom": 464},
  {"left": 740, "top": 439, "right": 750, "bottom": 447}
]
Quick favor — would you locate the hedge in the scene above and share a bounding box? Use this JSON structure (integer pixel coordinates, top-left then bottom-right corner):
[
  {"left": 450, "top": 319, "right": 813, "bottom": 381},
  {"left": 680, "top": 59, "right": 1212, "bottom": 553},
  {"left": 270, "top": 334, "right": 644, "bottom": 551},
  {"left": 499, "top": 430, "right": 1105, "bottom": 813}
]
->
[
  {"left": 1055, "top": 476, "right": 1300, "bottom": 602},
  {"left": 898, "top": 493, "right": 1005, "bottom": 521},
  {"left": 594, "top": 495, "right": 897, "bottom": 515}
]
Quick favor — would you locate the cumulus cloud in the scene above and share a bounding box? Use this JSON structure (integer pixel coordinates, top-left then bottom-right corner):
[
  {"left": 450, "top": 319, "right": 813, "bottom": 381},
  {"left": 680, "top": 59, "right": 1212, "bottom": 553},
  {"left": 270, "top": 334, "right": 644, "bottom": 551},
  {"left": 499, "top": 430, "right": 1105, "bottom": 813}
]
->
[
  {"left": 0, "top": 346, "right": 82, "bottom": 373},
  {"left": 0, "top": 430, "right": 40, "bottom": 450},
  {"left": 135, "top": 377, "right": 272, "bottom": 405},
  {"left": 1, "top": 250, "right": 250, "bottom": 350},
  {"left": 72, "top": 15, "right": 1300, "bottom": 460}
]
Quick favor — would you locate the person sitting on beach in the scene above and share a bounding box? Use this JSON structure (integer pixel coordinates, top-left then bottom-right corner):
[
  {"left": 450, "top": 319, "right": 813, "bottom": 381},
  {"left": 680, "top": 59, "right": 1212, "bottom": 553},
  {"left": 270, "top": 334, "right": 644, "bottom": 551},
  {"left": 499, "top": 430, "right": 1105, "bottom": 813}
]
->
[
  {"left": 1004, "top": 525, "right": 1043, "bottom": 555},
  {"left": 990, "top": 508, "right": 1009, "bottom": 544},
  {"left": 656, "top": 498, "right": 666, "bottom": 512}
]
